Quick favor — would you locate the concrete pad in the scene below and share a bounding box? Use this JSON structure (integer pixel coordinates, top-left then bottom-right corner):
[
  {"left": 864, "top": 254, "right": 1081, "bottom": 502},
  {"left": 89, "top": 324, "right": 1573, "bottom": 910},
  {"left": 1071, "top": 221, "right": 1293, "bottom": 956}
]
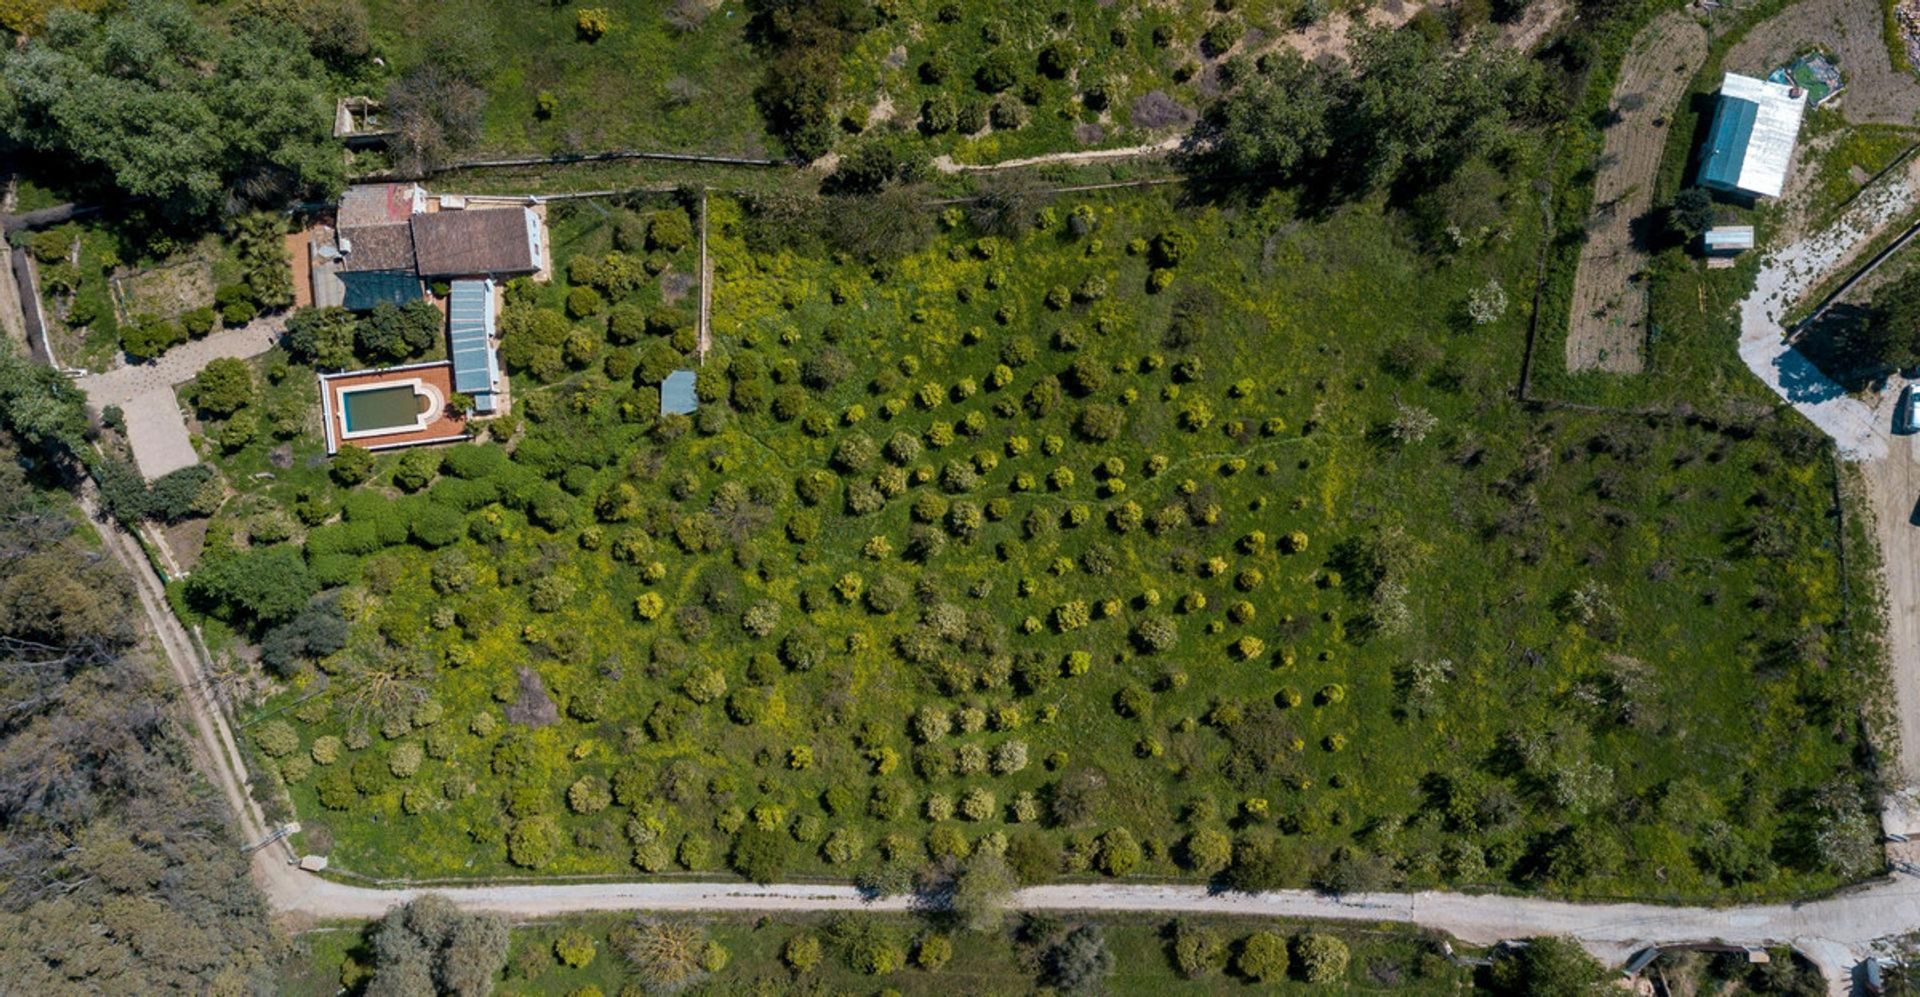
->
[{"left": 121, "top": 389, "right": 199, "bottom": 480}]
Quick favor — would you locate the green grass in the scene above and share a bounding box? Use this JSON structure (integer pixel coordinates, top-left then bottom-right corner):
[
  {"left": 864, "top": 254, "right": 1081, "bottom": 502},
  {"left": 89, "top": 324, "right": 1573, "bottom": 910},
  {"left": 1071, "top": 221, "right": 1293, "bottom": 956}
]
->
[
  {"left": 359, "top": 0, "right": 778, "bottom": 159},
  {"left": 843, "top": 0, "right": 1250, "bottom": 164},
  {"left": 1805, "top": 123, "right": 1920, "bottom": 229},
  {"left": 195, "top": 171, "right": 1886, "bottom": 905},
  {"left": 278, "top": 911, "right": 1478, "bottom": 995},
  {"left": 1886, "top": 0, "right": 1916, "bottom": 76}
]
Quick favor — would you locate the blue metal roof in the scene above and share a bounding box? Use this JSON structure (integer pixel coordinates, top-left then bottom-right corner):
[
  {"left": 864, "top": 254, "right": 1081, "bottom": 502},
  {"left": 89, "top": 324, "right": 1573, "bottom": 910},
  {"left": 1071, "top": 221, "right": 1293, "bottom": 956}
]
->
[
  {"left": 661, "top": 370, "right": 698, "bottom": 416},
  {"left": 339, "top": 271, "right": 423, "bottom": 311},
  {"left": 1697, "top": 95, "right": 1758, "bottom": 191},
  {"left": 448, "top": 279, "right": 496, "bottom": 397}
]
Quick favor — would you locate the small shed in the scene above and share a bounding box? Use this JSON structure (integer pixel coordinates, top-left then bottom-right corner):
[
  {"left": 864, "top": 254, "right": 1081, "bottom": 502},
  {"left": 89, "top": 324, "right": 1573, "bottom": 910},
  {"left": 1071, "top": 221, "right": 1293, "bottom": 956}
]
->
[
  {"left": 1703, "top": 225, "right": 1755, "bottom": 256},
  {"left": 661, "top": 370, "right": 698, "bottom": 416}
]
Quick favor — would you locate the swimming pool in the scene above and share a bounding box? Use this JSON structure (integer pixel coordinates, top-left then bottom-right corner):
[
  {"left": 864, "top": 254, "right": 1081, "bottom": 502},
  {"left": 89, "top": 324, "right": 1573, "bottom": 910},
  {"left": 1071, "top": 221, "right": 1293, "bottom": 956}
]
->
[{"left": 342, "top": 383, "right": 431, "bottom": 434}]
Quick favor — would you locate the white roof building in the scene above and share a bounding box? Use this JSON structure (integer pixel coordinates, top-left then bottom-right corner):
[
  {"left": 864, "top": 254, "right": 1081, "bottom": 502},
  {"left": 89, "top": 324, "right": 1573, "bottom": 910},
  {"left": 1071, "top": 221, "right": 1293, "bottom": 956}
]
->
[{"left": 1696, "top": 73, "right": 1806, "bottom": 199}]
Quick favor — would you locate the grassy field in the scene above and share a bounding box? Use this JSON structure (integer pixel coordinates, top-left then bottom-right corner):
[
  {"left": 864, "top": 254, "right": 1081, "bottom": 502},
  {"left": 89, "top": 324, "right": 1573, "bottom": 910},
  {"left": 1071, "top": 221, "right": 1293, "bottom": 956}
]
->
[
  {"left": 348, "top": 0, "right": 1382, "bottom": 165},
  {"left": 839, "top": 0, "right": 1273, "bottom": 164},
  {"left": 277, "top": 911, "right": 1478, "bottom": 995},
  {"left": 358, "top": 0, "right": 777, "bottom": 158},
  {"left": 187, "top": 160, "right": 1888, "bottom": 904}
]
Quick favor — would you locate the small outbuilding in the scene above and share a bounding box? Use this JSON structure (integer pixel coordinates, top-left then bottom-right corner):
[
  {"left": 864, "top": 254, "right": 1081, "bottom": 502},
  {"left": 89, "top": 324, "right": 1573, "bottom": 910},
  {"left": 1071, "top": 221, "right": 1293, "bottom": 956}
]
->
[
  {"left": 1703, "top": 225, "right": 1756, "bottom": 256},
  {"left": 1697, "top": 72, "right": 1806, "bottom": 199},
  {"left": 661, "top": 370, "right": 698, "bottom": 416}
]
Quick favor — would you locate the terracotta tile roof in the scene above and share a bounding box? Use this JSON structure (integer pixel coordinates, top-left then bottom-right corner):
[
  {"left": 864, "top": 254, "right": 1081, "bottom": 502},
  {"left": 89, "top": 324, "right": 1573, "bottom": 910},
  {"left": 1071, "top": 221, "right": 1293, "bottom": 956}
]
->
[
  {"left": 338, "top": 184, "right": 417, "bottom": 228},
  {"left": 410, "top": 209, "right": 537, "bottom": 277},
  {"left": 337, "top": 223, "right": 417, "bottom": 273}
]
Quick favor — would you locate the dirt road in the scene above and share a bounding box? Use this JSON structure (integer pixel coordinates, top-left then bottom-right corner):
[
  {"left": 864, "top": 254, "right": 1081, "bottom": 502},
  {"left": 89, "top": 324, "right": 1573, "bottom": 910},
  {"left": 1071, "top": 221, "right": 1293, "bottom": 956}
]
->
[{"left": 1725, "top": 0, "right": 1920, "bottom": 126}]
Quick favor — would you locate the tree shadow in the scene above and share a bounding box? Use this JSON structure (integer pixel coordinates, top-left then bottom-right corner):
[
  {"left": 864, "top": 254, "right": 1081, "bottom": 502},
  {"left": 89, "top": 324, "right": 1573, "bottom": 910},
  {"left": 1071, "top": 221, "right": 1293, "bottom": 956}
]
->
[{"left": 1787, "top": 304, "right": 1882, "bottom": 393}]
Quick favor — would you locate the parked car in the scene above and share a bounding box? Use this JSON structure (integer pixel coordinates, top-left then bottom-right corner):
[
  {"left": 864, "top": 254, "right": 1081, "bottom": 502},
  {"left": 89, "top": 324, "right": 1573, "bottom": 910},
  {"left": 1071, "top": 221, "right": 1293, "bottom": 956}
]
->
[{"left": 1901, "top": 384, "right": 1919, "bottom": 435}]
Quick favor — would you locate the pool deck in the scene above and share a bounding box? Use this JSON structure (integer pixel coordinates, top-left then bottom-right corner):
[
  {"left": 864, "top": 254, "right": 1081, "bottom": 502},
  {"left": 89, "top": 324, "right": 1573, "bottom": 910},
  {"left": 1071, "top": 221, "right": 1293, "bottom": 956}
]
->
[{"left": 318, "top": 361, "right": 470, "bottom": 454}]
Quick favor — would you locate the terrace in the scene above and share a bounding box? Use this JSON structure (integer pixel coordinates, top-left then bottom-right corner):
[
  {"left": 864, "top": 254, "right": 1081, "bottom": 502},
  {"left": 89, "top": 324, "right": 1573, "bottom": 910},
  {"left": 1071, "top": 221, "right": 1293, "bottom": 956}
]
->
[{"left": 318, "top": 361, "right": 469, "bottom": 454}]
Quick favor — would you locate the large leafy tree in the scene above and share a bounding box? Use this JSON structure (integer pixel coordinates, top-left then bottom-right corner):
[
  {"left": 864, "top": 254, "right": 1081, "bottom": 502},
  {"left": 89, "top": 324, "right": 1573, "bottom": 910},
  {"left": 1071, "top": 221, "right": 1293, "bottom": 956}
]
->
[
  {"left": 357, "top": 300, "right": 444, "bottom": 362},
  {"left": 0, "top": 0, "right": 342, "bottom": 219},
  {"left": 1857, "top": 267, "right": 1920, "bottom": 371},
  {"left": 1207, "top": 52, "right": 1337, "bottom": 182}
]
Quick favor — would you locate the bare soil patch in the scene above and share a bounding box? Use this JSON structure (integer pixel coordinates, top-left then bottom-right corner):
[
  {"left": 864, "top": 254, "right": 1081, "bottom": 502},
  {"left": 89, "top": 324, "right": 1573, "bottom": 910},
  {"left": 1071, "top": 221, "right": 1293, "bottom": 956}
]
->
[
  {"left": 1565, "top": 11, "right": 1710, "bottom": 373},
  {"left": 507, "top": 665, "right": 559, "bottom": 728},
  {"left": 1726, "top": 0, "right": 1920, "bottom": 125}
]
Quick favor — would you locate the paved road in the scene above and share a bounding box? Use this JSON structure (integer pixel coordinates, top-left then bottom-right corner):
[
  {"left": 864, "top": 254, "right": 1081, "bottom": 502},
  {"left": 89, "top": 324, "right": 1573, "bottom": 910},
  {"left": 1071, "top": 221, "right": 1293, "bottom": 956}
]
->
[{"left": 73, "top": 319, "right": 285, "bottom": 479}]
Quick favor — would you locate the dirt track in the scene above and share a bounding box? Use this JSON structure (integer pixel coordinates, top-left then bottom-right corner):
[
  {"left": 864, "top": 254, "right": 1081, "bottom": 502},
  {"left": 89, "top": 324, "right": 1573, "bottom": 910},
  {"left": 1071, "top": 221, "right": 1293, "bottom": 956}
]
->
[
  {"left": 1726, "top": 0, "right": 1920, "bottom": 126},
  {"left": 1565, "top": 11, "right": 1709, "bottom": 373}
]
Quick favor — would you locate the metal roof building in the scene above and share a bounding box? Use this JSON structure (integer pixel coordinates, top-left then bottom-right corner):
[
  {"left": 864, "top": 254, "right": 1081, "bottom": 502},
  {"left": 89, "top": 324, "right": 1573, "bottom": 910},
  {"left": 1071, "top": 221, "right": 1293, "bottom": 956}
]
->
[
  {"left": 448, "top": 279, "right": 500, "bottom": 414},
  {"left": 1697, "top": 72, "right": 1805, "bottom": 198},
  {"left": 661, "top": 370, "right": 698, "bottom": 416},
  {"left": 1703, "top": 225, "right": 1755, "bottom": 255}
]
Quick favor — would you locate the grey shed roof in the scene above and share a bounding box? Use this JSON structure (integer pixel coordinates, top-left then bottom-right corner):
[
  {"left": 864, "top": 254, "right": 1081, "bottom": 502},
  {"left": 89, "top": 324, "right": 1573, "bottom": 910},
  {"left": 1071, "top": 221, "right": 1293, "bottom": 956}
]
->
[
  {"left": 661, "top": 370, "right": 698, "bottom": 416},
  {"left": 448, "top": 280, "right": 498, "bottom": 408}
]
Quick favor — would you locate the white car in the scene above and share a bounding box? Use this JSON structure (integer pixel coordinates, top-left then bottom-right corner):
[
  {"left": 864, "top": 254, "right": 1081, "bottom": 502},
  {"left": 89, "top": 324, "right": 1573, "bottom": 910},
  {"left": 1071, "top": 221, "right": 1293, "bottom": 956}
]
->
[{"left": 1904, "top": 384, "right": 1920, "bottom": 435}]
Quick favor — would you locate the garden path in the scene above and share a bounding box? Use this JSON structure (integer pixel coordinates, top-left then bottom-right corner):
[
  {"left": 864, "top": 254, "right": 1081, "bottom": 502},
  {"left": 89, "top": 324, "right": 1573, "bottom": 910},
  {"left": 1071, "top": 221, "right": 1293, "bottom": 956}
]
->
[{"left": 73, "top": 316, "right": 285, "bottom": 479}]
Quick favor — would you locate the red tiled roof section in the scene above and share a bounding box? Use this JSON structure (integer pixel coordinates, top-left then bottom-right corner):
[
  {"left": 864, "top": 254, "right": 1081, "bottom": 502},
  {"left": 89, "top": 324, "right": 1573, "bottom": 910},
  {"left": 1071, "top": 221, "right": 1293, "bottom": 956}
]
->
[
  {"left": 338, "top": 183, "right": 416, "bottom": 227},
  {"left": 411, "top": 209, "right": 537, "bottom": 278},
  {"left": 337, "top": 223, "right": 417, "bottom": 273}
]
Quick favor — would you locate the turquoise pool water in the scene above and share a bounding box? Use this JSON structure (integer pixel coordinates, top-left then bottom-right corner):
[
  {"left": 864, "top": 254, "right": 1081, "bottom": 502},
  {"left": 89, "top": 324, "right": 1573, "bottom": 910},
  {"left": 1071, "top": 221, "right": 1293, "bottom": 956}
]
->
[{"left": 343, "top": 385, "right": 425, "bottom": 433}]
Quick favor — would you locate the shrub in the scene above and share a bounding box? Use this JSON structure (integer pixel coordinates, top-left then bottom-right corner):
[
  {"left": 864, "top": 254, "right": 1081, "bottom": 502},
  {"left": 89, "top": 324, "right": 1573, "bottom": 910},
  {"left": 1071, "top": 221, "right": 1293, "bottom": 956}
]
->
[
  {"left": 916, "top": 933, "right": 953, "bottom": 971},
  {"left": 123, "top": 317, "right": 187, "bottom": 359},
  {"left": 555, "top": 930, "right": 597, "bottom": 968},
  {"left": 255, "top": 720, "right": 299, "bottom": 758},
  {"left": 193, "top": 358, "right": 254, "bottom": 416},
  {"left": 566, "top": 286, "right": 605, "bottom": 320},
  {"left": 388, "top": 742, "right": 423, "bottom": 777},
  {"left": 576, "top": 6, "right": 610, "bottom": 39},
  {"left": 1172, "top": 922, "right": 1227, "bottom": 977},
  {"left": 649, "top": 208, "right": 693, "bottom": 252},
  {"left": 1076, "top": 403, "right": 1125, "bottom": 441},
  {"left": 1293, "top": 933, "right": 1349, "bottom": 984},
  {"left": 784, "top": 933, "right": 822, "bottom": 972},
  {"left": 1046, "top": 925, "right": 1113, "bottom": 990},
  {"left": 1236, "top": 930, "right": 1289, "bottom": 982},
  {"left": 508, "top": 816, "right": 562, "bottom": 868},
  {"left": 1133, "top": 615, "right": 1178, "bottom": 653},
  {"left": 332, "top": 445, "right": 375, "bottom": 486},
  {"left": 1490, "top": 936, "right": 1609, "bottom": 995},
  {"left": 1097, "top": 827, "right": 1141, "bottom": 875},
  {"left": 729, "top": 827, "right": 793, "bottom": 883},
  {"left": 569, "top": 776, "right": 612, "bottom": 814}
]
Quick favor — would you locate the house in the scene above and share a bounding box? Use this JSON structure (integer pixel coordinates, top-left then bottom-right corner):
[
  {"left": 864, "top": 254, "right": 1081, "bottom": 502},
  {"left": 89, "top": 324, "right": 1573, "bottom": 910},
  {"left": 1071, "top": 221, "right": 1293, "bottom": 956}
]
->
[
  {"left": 410, "top": 208, "right": 544, "bottom": 279},
  {"left": 302, "top": 186, "right": 540, "bottom": 446},
  {"left": 319, "top": 185, "right": 543, "bottom": 301},
  {"left": 1697, "top": 72, "right": 1806, "bottom": 199},
  {"left": 1703, "top": 225, "right": 1755, "bottom": 256}
]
